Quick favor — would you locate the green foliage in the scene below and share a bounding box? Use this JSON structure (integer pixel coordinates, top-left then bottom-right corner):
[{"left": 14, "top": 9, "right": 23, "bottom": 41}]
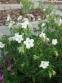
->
[
  {"left": 39, "top": 2, "right": 54, "bottom": 17},
  {"left": 0, "top": 3, "right": 62, "bottom": 83},
  {"left": 20, "top": 0, "right": 34, "bottom": 13},
  {"left": 17, "top": 0, "right": 21, "bottom": 3}
]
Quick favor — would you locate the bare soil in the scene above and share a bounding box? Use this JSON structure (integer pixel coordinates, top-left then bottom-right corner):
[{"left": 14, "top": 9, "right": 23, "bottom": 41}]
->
[{"left": 0, "top": 8, "right": 44, "bottom": 26}]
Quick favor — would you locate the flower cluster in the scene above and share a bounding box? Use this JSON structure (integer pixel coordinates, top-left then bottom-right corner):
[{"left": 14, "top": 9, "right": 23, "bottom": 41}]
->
[
  {"left": 0, "top": 42, "right": 5, "bottom": 48},
  {"left": 9, "top": 33, "right": 23, "bottom": 43}
]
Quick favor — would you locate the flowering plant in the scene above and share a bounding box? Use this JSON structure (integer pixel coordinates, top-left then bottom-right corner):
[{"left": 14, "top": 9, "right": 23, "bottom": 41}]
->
[{"left": 0, "top": 5, "right": 62, "bottom": 83}]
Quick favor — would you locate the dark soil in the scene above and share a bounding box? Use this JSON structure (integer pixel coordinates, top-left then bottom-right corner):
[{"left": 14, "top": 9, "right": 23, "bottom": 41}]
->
[
  {"left": 0, "top": 0, "right": 19, "bottom": 4},
  {"left": 0, "top": 8, "right": 44, "bottom": 26}
]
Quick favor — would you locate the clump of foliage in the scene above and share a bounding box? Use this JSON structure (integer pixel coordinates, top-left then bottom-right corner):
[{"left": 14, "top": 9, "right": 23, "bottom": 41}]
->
[{"left": 20, "top": 0, "right": 34, "bottom": 13}]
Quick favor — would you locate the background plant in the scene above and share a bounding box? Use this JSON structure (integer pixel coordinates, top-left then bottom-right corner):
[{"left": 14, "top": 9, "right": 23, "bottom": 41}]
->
[
  {"left": 20, "top": 0, "right": 34, "bottom": 14},
  {"left": 17, "top": 0, "right": 21, "bottom": 3},
  {"left": 38, "top": 2, "right": 54, "bottom": 17}
]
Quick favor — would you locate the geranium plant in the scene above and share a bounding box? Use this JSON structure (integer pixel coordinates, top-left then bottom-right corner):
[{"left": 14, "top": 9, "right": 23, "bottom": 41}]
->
[{"left": 0, "top": 4, "right": 62, "bottom": 83}]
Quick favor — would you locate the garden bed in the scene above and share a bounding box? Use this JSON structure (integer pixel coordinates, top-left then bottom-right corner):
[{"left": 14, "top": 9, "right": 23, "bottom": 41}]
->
[
  {"left": 0, "top": 1, "right": 62, "bottom": 36},
  {"left": 0, "top": 1, "right": 62, "bottom": 83},
  {"left": 0, "top": 8, "right": 44, "bottom": 26}
]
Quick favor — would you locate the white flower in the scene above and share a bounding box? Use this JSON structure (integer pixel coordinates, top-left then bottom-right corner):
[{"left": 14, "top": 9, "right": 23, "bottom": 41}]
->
[
  {"left": 24, "top": 38, "right": 34, "bottom": 49},
  {"left": 54, "top": 18, "right": 62, "bottom": 26},
  {"left": 39, "top": 61, "right": 49, "bottom": 69},
  {"left": 8, "top": 37, "right": 13, "bottom": 41},
  {"left": 46, "top": 37, "right": 50, "bottom": 42},
  {"left": 14, "top": 33, "right": 23, "bottom": 43},
  {"left": 43, "top": 9, "right": 46, "bottom": 11},
  {"left": 23, "top": 18, "right": 29, "bottom": 22},
  {"left": 17, "top": 16, "right": 22, "bottom": 21},
  {"left": 21, "top": 22, "right": 28, "bottom": 28},
  {"left": 6, "top": 14, "right": 11, "bottom": 21},
  {"left": 59, "top": 18, "right": 62, "bottom": 26},
  {"left": 0, "top": 42, "right": 5, "bottom": 48},
  {"left": 38, "top": 17, "right": 41, "bottom": 21},
  {"left": 41, "top": 23, "right": 45, "bottom": 27},
  {"left": 27, "top": 14, "right": 34, "bottom": 18},
  {"left": 8, "top": 21, "right": 15, "bottom": 28},
  {"left": 39, "top": 32, "right": 46, "bottom": 38},
  {"left": 17, "top": 23, "right": 21, "bottom": 27},
  {"left": 50, "top": 12, "right": 54, "bottom": 15},
  {"left": 8, "top": 33, "right": 23, "bottom": 43},
  {"left": 46, "top": 15, "right": 49, "bottom": 18},
  {"left": 8, "top": 23, "right": 12, "bottom": 28},
  {"left": 39, "top": 32, "right": 49, "bottom": 42},
  {"left": 52, "top": 39, "right": 58, "bottom": 45},
  {"left": 21, "top": 18, "right": 30, "bottom": 28}
]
